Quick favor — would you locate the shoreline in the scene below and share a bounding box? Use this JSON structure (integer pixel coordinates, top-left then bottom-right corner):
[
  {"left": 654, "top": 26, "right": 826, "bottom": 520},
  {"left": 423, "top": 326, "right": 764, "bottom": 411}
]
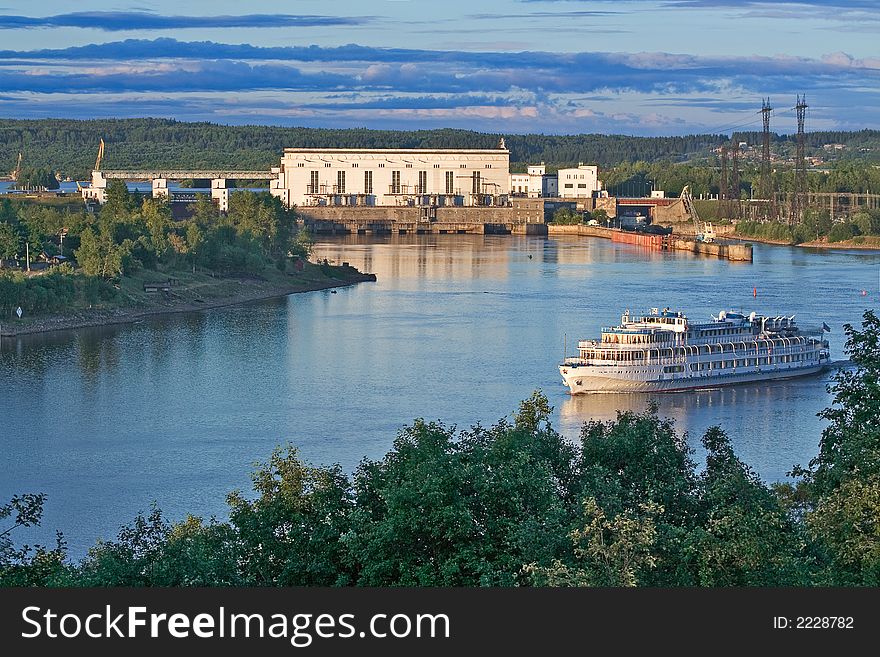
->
[
  {"left": 0, "top": 271, "right": 376, "bottom": 338},
  {"left": 729, "top": 233, "right": 880, "bottom": 251}
]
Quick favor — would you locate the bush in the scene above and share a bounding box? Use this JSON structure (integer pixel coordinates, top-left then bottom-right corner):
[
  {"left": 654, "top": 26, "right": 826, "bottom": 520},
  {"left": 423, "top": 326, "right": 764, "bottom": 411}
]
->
[
  {"left": 551, "top": 208, "right": 584, "bottom": 225},
  {"left": 734, "top": 220, "right": 795, "bottom": 243},
  {"left": 828, "top": 222, "right": 858, "bottom": 243},
  {"left": 853, "top": 211, "right": 880, "bottom": 236},
  {"left": 0, "top": 268, "right": 118, "bottom": 317}
]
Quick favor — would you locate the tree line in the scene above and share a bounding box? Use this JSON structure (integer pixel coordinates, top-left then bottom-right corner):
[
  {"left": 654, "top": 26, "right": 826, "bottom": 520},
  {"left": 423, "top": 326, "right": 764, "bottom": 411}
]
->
[
  {"left": 0, "top": 186, "right": 313, "bottom": 320},
  {"left": 3, "top": 311, "right": 879, "bottom": 587},
  {"left": 3, "top": 118, "right": 879, "bottom": 181}
]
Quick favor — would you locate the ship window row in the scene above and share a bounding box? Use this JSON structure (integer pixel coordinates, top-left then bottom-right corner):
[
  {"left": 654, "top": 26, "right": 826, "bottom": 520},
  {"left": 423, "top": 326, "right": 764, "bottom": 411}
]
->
[
  {"left": 686, "top": 355, "right": 813, "bottom": 371},
  {"left": 582, "top": 350, "right": 816, "bottom": 364},
  {"left": 602, "top": 333, "right": 667, "bottom": 344},
  {"left": 700, "top": 327, "right": 748, "bottom": 337}
]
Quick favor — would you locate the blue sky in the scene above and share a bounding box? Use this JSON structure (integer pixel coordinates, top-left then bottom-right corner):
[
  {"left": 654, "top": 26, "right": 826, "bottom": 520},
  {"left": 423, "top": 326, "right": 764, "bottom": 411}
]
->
[{"left": 0, "top": 0, "right": 878, "bottom": 135}]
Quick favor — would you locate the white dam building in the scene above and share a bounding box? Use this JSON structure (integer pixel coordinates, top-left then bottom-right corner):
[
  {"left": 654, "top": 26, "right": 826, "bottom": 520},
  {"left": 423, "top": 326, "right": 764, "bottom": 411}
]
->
[{"left": 269, "top": 145, "right": 510, "bottom": 208}]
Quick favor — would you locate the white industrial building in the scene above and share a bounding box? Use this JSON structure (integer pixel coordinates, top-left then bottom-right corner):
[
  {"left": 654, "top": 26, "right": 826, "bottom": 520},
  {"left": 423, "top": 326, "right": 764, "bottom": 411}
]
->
[
  {"left": 557, "top": 164, "right": 601, "bottom": 199},
  {"left": 270, "top": 144, "right": 510, "bottom": 208},
  {"left": 509, "top": 163, "right": 558, "bottom": 198}
]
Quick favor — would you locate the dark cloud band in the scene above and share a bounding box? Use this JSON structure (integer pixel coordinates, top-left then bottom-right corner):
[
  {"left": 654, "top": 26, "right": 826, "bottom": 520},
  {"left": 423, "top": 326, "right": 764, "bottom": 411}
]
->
[{"left": 0, "top": 11, "right": 371, "bottom": 31}]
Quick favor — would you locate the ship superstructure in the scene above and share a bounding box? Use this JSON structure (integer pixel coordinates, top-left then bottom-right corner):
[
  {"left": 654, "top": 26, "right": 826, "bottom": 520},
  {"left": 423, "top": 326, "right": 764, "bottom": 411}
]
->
[{"left": 560, "top": 308, "right": 830, "bottom": 393}]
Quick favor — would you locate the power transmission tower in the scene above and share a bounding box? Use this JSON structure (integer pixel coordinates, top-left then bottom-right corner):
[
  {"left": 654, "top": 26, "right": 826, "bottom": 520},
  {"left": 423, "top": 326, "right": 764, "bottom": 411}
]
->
[
  {"left": 790, "top": 94, "right": 808, "bottom": 225},
  {"left": 730, "top": 141, "right": 740, "bottom": 219},
  {"left": 719, "top": 145, "right": 729, "bottom": 218},
  {"left": 760, "top": 98, "right": 773, "bottom": 214}
]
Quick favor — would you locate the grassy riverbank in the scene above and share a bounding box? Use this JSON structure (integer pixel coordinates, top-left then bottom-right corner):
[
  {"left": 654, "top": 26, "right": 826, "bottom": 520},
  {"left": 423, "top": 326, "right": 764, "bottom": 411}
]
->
[
  {"left": 0, "top": 262, "right": 375, "bottom": 337},
  {"left": 733, "top": 232, "right": 880, "bottom": 250}
]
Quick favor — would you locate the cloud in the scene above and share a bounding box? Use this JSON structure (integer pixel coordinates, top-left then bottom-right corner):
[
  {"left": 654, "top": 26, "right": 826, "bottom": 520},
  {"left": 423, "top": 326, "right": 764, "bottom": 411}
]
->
[
  {"left": 0, "top": 39, "right": 878, "bottom": 134},
  {"left": 521, "top": 0, "right": 877, "bottom": 7},
  {"left": 0, "top": 11, "right": 371, "bottom": 31},
  {"left": 0, "top": 61, "right": 352, "bottom": 93},
  {"left": 467, "top": 10, "right": 621, "bottom": 19},
  {"left": 3, "top": 40, "right": 879, "bottom": 98},
  {"left": 658, "top": 0, "right": 877, "bottom": 8}
]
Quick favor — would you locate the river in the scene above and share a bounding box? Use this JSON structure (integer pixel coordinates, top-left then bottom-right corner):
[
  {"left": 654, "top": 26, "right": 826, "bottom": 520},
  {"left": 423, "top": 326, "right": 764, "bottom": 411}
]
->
[{"left": 1, "top": 234, "right": 877, "bottom": 557}]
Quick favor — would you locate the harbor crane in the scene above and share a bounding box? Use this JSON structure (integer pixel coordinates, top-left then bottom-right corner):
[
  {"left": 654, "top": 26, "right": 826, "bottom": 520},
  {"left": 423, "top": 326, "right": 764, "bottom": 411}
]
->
[
  {"left": 94, "top": 138, "right": 105, "bottom": 172},
  {"left": 680, "top": 185, "right": 715, "bottom": 243}
]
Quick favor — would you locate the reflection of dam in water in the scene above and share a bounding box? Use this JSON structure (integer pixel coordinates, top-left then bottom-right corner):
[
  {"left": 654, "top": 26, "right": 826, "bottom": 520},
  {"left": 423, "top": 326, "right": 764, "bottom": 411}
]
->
[{"left": 557, "top": 373, "right": 838, "bottom": 475}]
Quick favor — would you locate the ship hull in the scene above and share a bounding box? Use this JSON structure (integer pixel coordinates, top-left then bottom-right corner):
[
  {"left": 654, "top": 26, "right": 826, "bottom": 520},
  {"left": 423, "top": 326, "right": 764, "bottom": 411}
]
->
[{"left": 560, "top": 363, "right": 827, "bottom": 393}]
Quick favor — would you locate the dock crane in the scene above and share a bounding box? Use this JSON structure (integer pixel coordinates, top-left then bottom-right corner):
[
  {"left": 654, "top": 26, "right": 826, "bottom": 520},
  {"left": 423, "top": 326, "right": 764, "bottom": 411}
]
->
[
  {"left": 680, "top": 185, "right": 715, "bottom": 243},
  {"left": 8, "top": 151, "right": 22, "bottom": 181},
  {"left": 94, "top": 138, "right": 105, "bottom": 171},
  {"left": 76, "top": 139, "right": 105, "bottom": 192}
]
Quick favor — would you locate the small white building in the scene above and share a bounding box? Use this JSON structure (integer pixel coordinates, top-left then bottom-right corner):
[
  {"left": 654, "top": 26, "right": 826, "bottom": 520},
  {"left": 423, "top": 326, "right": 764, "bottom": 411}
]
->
[
  {"left": 509, "top": 163, "right": 558, "bottom": 198},
  {"left": 510, "top": 172, "right": 530, "bottom": 196},
  {"left": 557, "top": 163, "right": 601, "bottom": 199},
  {"left": 272, "top": 145, "right": 510, "bottom": 208}
]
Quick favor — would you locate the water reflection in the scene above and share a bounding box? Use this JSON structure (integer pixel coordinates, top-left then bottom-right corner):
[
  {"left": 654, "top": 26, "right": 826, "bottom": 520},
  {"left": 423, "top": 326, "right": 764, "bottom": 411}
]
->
[
  {"left": 558, "top": 373, "right": 838, "bottom": 478},
  {"left": 1, "top": 233, "right": 876, "bottom": 558}
]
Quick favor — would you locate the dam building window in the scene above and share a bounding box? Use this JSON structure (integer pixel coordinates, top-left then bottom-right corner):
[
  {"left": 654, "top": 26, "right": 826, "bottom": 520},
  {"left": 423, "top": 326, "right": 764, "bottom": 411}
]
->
[
  {"left": 309, "top": 171, "right": 319, "bottom": 193},
  {"left": 337, "top": 170, "right": 346, "bottom": 194},
  {"left": 418, "top": 171, "right": 427, "bottom": 194},
  {"left": 364, "top": 170, "right": 373, "bottom": 195},
  {"left": 392, "top": 171, "right": 401, "bottom": 194},
  {"left": 446, "top": 171, "right": 454, "bottom": 194},
  {"left": 472, "top": 171, "right": 481, "bottom": 194}
]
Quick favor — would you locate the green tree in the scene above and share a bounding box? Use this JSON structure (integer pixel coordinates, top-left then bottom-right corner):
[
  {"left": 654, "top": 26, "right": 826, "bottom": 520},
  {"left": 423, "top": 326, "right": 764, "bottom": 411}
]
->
[
  {"left": 1, "top": 493, "right": 68, "bottom": 586},
  {"left": 102, "top": 179, "right": 135, "bottom": 220},
  {"left": 15, "top": 167, "right": 59, "bottom": 190},
  {"left": 75, "top": 227, "right": 134, "bottom": 278},
  {"left": 803, "top": 310, "right": 880, "bottom": 496},
  {"left": 828, "top": 222, "right": 858, "bottom": 243},
  {"left": 139, "top": 198, "right": 173, "bottom": 263},
  {"left": 0, "top": 222, "right": 20, "bottom": 260},
  {"left": 807, "top": 475, "right": 880, "bottom": 585},
  {"left": 290, "top": 226, "right": 314, "bottom": 260},
  {"left": 551, "top": 208, "right": 583, "bottom": 225},
  {"left": 591, "top": 209, "right": 609, "bottom": 224},
  {"left": 853, "top": 211, "right": 880, "bottom": 237},
  {"left": 692, "top": 427, "right": 806, "bottom": 586},
  {"left": 525, "top": 498, "right": 661, "bottom": 586},
  {"left": 227, "top": 445, "right": 354, "bottom": 586}
]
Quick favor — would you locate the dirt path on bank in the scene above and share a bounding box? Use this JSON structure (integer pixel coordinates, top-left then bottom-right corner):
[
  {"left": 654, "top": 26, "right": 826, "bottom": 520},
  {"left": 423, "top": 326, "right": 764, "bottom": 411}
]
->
[{"left": 0, "top": 272, "right": 376, "bottom": 338}]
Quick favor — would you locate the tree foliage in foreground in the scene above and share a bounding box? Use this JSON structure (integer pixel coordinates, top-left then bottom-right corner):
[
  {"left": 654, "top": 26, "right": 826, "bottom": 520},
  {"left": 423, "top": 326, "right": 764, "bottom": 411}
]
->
[{"left": 3, "top": 313, "right": 879, "bottom": 587}]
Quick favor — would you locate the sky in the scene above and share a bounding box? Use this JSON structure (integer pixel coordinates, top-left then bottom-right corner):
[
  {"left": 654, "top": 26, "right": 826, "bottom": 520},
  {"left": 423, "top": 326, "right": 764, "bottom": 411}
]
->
[{"left": 0, "top": 0, "right": 878, "bottom": 136}]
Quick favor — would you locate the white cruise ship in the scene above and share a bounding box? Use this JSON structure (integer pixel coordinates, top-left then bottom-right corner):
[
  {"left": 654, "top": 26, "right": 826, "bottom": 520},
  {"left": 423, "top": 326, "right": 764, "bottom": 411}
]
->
[{"left": 560, "top": 308, "right": 830, "bottom": 393}]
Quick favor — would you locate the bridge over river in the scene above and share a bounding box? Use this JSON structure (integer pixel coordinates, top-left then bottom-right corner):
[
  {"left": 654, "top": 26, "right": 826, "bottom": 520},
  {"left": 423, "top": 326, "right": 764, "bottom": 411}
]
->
[{"left": 82, "top": 168, "right": 282, "bottom": 211}]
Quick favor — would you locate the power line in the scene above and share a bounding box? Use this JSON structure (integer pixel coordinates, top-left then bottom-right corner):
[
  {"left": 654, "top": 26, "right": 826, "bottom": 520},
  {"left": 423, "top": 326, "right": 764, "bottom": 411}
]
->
[{"left": 702, "top": 111, "right": 763, "bottom": 136}]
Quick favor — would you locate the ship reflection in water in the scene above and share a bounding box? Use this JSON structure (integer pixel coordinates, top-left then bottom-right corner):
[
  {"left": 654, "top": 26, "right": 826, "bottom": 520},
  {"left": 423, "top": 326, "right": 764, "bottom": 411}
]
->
[{"left": 558, "top": 372, "right": 838, "bottom": 477}]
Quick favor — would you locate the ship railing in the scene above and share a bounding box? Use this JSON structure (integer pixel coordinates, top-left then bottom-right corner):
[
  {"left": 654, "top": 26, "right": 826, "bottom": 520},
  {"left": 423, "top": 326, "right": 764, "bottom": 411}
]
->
[{"left": 600, "top": 348, "right": 819, "bottom": 365}]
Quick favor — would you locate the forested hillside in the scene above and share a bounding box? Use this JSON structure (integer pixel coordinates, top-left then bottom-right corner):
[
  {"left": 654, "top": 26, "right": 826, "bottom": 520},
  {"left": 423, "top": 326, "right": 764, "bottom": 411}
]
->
[{"left": 4, "top": 118, "right": 876, "bottom": 180}]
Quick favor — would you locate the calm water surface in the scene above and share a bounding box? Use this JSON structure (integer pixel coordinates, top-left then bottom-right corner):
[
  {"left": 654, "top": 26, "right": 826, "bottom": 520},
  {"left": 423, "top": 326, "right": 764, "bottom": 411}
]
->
[{"left": 1, "top": 235, "right": 877, "bottom": 556}]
